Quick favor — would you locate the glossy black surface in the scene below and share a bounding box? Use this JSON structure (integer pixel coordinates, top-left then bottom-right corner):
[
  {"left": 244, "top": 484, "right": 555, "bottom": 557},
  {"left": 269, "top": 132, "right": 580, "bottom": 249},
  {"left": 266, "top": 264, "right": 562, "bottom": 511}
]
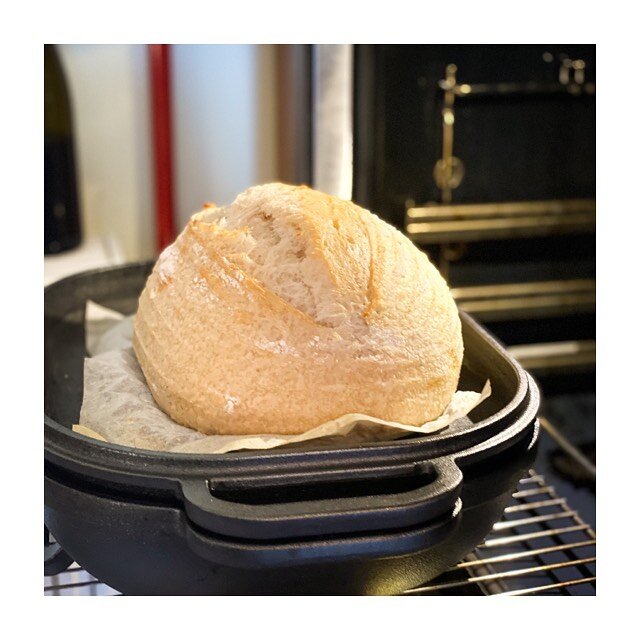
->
[{"left": 44, "top": 263, "right": 539, "bottom": 594}]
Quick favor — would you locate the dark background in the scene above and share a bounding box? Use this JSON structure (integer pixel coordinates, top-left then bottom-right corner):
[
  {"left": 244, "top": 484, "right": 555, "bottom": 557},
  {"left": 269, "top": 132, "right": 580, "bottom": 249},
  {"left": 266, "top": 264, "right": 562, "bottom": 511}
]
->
[{"left": 354, "top": 44, "right": 595, "bottom": 227}]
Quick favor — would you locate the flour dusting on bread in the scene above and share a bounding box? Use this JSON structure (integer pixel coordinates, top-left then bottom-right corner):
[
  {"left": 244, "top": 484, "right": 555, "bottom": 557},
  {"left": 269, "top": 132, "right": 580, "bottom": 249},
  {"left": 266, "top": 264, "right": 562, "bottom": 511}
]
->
[{"left": 133, "top": 183, "right": 463, "bottom": 436}]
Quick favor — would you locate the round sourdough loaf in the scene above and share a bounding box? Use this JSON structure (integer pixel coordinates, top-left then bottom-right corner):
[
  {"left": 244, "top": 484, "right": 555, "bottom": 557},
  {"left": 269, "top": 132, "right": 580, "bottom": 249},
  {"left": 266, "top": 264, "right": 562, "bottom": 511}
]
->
[{"left": 133, "top": 183, "right": 463, "bottom": 435}]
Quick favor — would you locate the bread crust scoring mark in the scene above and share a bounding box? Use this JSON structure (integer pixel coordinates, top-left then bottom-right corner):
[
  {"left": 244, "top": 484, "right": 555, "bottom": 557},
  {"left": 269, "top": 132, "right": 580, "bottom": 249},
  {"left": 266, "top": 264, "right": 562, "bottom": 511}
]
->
[
  {"left": 188, "top": 220, "right": 323, "bottom": 328},
  {"left": 133, "top": 183, "right": 464, "bottom": 435}
]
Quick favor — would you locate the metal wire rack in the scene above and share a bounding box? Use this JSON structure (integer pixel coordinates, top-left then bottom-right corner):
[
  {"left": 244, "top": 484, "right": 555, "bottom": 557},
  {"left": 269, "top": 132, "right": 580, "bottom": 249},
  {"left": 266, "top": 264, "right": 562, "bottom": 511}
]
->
[
  {"left": 44, "top": 469, "right": 595, "bottom": 596},
  {"left": 404, "top": 469, "right": 596, "bottom": 595},
  {"left": 44, "top": 565, "right": 120, "bottom": 596}
]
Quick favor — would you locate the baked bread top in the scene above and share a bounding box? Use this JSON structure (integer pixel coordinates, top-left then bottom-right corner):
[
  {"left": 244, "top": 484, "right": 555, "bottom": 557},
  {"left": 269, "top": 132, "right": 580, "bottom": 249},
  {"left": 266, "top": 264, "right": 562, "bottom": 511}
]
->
[{"left": 133, "top": 183, "right": 463, "bottom": 435}]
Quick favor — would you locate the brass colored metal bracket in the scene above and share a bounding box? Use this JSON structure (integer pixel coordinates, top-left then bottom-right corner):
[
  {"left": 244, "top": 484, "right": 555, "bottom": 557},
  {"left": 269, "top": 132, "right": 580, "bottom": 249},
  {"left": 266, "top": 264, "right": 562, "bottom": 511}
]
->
[
  {"left": 434, "top": 64, "right": 465, "bottom": 204},
  {"left": 430, "top": 57, "right": 595, "bottom": 206}
]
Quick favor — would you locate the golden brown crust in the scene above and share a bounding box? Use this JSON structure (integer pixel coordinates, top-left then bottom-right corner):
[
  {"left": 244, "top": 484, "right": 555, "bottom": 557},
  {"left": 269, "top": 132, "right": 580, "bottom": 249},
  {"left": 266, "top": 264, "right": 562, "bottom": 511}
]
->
[{"left": 133, "top": 183, "right": 463, "bottom": 435}]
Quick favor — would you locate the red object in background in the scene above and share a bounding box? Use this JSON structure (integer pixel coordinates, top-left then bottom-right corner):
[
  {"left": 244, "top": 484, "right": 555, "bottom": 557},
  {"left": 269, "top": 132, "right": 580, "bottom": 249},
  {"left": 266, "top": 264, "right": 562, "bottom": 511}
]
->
[{"left": 149, "top": 44, "right": 175, "bottom": 252}]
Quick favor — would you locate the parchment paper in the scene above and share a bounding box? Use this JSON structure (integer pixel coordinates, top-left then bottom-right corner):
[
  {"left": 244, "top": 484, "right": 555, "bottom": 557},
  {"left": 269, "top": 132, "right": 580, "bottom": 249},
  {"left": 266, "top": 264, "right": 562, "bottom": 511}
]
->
[{"left": 74, "top": 301, "right": 491, "bottom": 454}]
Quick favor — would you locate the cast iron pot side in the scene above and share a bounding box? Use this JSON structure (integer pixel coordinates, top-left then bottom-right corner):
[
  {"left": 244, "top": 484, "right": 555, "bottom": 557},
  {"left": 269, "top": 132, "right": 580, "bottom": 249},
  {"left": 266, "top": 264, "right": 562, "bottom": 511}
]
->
[{"left": 44, "top": 263, "right": 540, "bottom": 595}]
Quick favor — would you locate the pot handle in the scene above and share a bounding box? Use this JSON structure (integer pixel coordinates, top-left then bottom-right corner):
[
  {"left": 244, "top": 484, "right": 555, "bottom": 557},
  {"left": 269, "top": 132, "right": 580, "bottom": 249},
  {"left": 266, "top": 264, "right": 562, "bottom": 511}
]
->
[
  {"left": 44, "top": 525, "right": 74, "bottom": 576},
  {"left": 184, "top": 496, "right": 462, "bottom": 569},
  {"left": 180, "top": 457, "right": 463, "bottom": 541}
]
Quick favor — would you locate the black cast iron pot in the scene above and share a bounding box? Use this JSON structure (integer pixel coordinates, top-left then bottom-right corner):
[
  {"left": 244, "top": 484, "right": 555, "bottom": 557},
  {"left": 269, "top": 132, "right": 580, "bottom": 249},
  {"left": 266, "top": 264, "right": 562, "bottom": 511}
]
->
[{"left": 44, "top": 263, "right": 539, "bottom": 595}]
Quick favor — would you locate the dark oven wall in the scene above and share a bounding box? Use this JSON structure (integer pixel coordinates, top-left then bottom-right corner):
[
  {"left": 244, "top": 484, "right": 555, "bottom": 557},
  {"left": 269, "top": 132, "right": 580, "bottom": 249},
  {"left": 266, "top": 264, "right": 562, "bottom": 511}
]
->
[
  {"left": 353, "top": 44, "right": 595, "bottom": 395},
  {"left": 353, "top": 44, "right": 595, "bottom": 224}
]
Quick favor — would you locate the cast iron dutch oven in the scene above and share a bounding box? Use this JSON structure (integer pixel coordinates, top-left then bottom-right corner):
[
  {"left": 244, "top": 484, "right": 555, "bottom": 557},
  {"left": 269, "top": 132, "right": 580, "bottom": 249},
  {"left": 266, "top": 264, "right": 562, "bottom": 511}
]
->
[{"left": 44, "top": 263, "right": 539, "bottom": 595}]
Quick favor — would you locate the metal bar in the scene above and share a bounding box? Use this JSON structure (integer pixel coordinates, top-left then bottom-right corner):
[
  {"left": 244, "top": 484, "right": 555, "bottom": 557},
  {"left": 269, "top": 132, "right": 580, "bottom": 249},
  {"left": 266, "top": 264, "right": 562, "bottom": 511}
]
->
[
  {"left": 495, "top": 576, "right": 596, "bottom": 596},
  {"left": 457, "top": 293, "right": 595, "bottom": 321},
  {"left": 513, "top": 354, "right": 596, "bottom": 374},
  {"left": 509, "top": 341, "right": 596, "bottom": 361},
  {"left": 512, "top": 486, "right": 555, "bottom": 499},
  {"left": 442, "top": 81, "right": 596, "bottom": 98},
  {"left": 406, "top": 213, "right": 595, "bottom": 243},
  {"left": 454, "top": 540, "right": 596, "bottom": 568},
  {"left": 407, "top": 213, "right": 596, "bottom": 231},
  {"left": 471, "top": 556, "right": 595, "bottom": 582},
  {"left": 452, "top": 279, "right": 595, "bottom": 301},
  {"left": 504, "top": 497, "right": 566, "bottom": 513},
  {"left": 437, "top": 64, "right": 458, "bottom": 204},
  {"left": 480, "top": 524, "right": 590, "bottom": 547},
  {"left": 492, "top": 510, "right": 577, "bottom": 530},
  {"left": 518, "top": 474, "right": 546, "bottom": 485},
  {"left": 460, "top": 293, "right": 596, "bottom": 312},
  {"left": 539, "top": 417, "right": 596, "bottom": 481},
  {"left": 407, "top": 198, "right": 595, "bottom": 220},
  {"left": 405, "top": 557, "right": 595, "bottom": 594},
  {"left": 44, "top": 579, "right": 102, "bottom": 592}
]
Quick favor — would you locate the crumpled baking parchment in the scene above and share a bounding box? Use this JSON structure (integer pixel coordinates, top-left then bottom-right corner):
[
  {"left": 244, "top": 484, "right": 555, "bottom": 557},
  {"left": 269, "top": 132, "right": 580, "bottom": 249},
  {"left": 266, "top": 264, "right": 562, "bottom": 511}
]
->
[{"left": 74, "top": 301, "right": 491, "bottom": 454}]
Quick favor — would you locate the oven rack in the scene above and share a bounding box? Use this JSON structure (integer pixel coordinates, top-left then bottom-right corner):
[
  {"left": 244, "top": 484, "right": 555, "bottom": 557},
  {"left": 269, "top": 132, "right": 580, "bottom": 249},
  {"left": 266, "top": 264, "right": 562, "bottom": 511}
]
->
[
  {"left": 405, "top": 469, "right": 595, "bottom": 595},
  {"left": 44, "top": 469, "right": 596, "bottom": 596},
  {"left": 405, "top": 199, "right": 596, "bottom": 244}
]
